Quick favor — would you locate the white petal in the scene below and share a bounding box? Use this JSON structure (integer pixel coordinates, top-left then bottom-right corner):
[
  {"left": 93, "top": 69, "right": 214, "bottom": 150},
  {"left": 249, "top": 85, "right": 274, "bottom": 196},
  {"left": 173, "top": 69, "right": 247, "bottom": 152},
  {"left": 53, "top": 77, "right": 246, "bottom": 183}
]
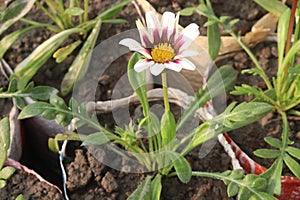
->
[
  {"left": 119, "top": 38, "right": 152, "bottom": 59},
  {"left": 164, "top": 62, "right": 182, "bottom": 72},
  {"left": 176, "top": 23, "right": 199, "bottom": 51},
  {"left": 178, "top": 58, "right": 196, "bottom": 70},
  {"left": 134, "top": 59, "right": 154, "bottom": 72},
  {"left": 146, "top": 11, "right": 161, "bottom": 43},
  {"left": 150, "top": 63, "right": 165, "bottom": 76},
  {"left": 136, "top": 19, "right": 153, "bottom": 47},
  {"left": 161, "top": 12, "right": 175, "bottom": 41},
  {"left": 175, "top": 50, "right": 198, "bottom": 58}
]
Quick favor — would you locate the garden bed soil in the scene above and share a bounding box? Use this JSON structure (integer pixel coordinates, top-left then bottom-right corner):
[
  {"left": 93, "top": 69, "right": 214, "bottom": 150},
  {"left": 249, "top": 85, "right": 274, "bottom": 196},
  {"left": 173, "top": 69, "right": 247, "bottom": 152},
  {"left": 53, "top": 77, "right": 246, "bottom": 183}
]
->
[{"left": 1, "top": 0, "right": 300, "bottom": 200}]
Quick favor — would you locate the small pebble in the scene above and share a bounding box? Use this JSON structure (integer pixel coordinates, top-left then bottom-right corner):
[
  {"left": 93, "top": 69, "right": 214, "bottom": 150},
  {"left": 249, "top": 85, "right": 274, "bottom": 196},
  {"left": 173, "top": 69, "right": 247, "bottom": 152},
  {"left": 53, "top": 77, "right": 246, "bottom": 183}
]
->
[
  {"left": 296, "top": 131, "right": 300, "bottom": 139},
  {"left": 247, "top": 9, "right": 259, "bottom": 20},
  {"left": 259, "top": 47, "right": 271, "bottom": 59}
]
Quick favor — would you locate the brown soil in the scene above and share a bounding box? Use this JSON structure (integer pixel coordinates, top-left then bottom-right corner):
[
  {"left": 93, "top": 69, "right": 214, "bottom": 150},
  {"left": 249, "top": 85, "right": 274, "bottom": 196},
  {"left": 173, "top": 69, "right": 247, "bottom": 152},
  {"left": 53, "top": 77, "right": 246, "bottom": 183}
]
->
[{"left": 0, "top": 0, "right": 299, "bottom": 200}]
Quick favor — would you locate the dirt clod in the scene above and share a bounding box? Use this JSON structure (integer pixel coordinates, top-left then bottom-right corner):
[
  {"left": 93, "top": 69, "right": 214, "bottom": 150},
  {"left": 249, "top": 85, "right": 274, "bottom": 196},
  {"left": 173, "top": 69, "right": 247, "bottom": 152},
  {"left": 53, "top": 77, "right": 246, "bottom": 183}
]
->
[
  {"left": 66, "top": 149, "right": 92, "bottom": 191},
  {"left": 101, "top": 172, "right": 118, "bottom": 193}
]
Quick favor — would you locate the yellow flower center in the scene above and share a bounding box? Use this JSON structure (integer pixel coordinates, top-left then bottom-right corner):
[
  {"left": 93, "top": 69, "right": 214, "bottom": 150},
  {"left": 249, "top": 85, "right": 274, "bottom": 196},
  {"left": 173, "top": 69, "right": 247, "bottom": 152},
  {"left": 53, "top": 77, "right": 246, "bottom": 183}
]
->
[{"left": 151, "top": 43, "right": 175, "bottom": 63}]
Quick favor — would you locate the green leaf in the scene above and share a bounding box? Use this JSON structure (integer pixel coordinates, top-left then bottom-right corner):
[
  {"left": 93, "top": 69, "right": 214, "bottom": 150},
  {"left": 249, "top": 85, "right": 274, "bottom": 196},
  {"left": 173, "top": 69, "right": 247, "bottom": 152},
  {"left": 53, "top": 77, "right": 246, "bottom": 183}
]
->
[
  {"left": 13, "top": 27, "right": 83, "bottom": 90},
  {"left": 64, "top": 7, "right": 84, "bottom": 16},
  {"left": 179, "top": 7, "right": 195, "bottom": 16},
  {"left": 252, "top": 0, "right": 288, "bottom": 17},
  {"left": 98, "top": 0, "right": 131, "bottom": 20},
  {"left": 127, "top": 175, "right": 151, "bottom": 200},
  {"left": 48, "top": 138, "right": 60, "bottom": 153},
  {"left": 227, "top": 182, "right": 239, "bottom": 197},
  {"left": 207, "top": 20, "right": 221, "bottom": 60},
  {"left": 282, "top": 39, "right": 300, "bottom": 74},
  {"left": 254, "top": 149, "right": 281, "bottom": 159},
  {"left": 54, "top": 132, "right": 82, "bottom": 141},
  {"left": 165, "top": 151, "right": 192, "bottom": 183},
  {"left": 150, "top": 174, "right": 162, "bottom": 200},
  {"left": 18, "top": 102, "right": 53, "bottom": 119},
  {"left": 160, "top": 110, "right": 176, "bottom": 147},
  {"left": 231, "top": 84, "right": 275, "bottom": 104},
  {"left": 286, "top": 146, "right": 300, "bottom": 160},
  {"left": 0, "top": 25, "right": 37, "bottom": 58},
  {"left": 0, "top": 117, "right": 10, "bottom": 169},
  {"left": 289, "top": 64, "right": 300, "bottom": 74},
  {"left": 26, "top": 86, "right": 59, "bottom": 100},
  {"left": 230, "top": 169, "right": 244, "bottom": 179},
  {"left": 177, "top": 65, "right": 236, "bottom": 130},
  {"left": 128, "top": 52, "right": 149, "bottom": 117},
  {"left": 251, "top": 178, "right": 267, "bottom": 191},
  {"left": 61, "top": 20, "right": 101, "bottom": 96},
  {"left": 264, "top": 137, "right": 282, "bottom": 148},
  {"left": 189, "top": 122, "right": 213, "bottom": 149},
  {"left": 0, "top": 179, "right": 6, "bottom": 189},
  {"left": 81, "top": 132, "right": 111, "bottom": 146},
  {"left": 238, "top": 186, "right": 252, "bottom": 200},
  {"left": 15, "top": 194, "right": 24, "bottom": 200},
  {"left": 277, "top": 9, "right": 290, "bottom": 72},
  {"left": 0, "top": 0, "right": 35, "bottom": 35},
  {"left": 0, "top": 166, "right": 15, "bottom": 179},
  {"left": 284, "top": 154, "right": 300, "bottom": 179},
  {"left": 224, "top": 102, "right": 273, "bottom": 130},
  {"left": 53, "top": 40, "right": 82, "bottom": 63},
  {"left": 261, "top": 158, "right": 283, "bottom": 195},
  {"left": 102, "top": 19, "right": 127, "bottom": 24}
]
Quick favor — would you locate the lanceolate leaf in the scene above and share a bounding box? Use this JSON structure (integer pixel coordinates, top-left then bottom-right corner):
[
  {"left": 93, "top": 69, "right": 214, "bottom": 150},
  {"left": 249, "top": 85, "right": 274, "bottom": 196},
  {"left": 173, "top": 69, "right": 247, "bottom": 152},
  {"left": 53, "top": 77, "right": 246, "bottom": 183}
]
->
[
  {"left": 283, "top": 153, "right": 300, "bottom": 179},
  {"left": 252, "top": 0, "right": 288, "bottom": 17},
  {"left": 0, "top": 117, "right": 10, "bottom": 169},
  {"left": 254, "top": 149, "right": 281, "bottom": 159},
  {"left": 0, "top": 0, "right": 35, "bottom": 35},
  {"left": 0, "top": 25, "right": 38, "bottom": 58},
  {"left": 98, "top": 0, "right": 131, "bottom": 20},
  {"left": 286, "top": 146, "right": 300, "bottom": 160},
  {"left": 179, "top": 7, "right": 196, "bottom": 16},
  {"left": 128, "top": 53, "right": 150, "bottom": 117},
  {"left": 172, "top": 155, "right": 192, "bottom": 183},
  {"left": 277, "top": 9, "right": 290, "bottom": 73},
  {"left": 166, "top": 151, "right": 192, "bottom": 183},
  {"left": 61, "top": 19, "right": 102, "bottom": 96},
  {"left": 261, "top": 158, "right": 283, "bottom": 195},
  {"left": 127, "top": 175, "right": 152, "bottom": 200},
  {"left": 207, "top": 20, "right": 221, "bottom": 60},
  {"left": 18, "top": 102, "right": 53, "bottom": 119},
  {"left": 160, "top": 110, "right": 176, "bottom": 147},
  {"left": 264, "top": 137, "right": 282, "bottom": 148},
  {"left": 150, "top": 174, "right": 162, "bottom": 200},
  {"left": 13, "top": 27, "right": 83, "bottom": 90},
  {"left": 24, "top": 86, "right": 59, "bottom": 100}
]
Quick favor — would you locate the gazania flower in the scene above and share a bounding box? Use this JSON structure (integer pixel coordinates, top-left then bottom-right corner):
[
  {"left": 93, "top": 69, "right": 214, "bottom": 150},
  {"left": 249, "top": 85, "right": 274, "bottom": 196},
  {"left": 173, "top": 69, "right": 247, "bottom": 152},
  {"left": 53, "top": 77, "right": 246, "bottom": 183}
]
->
[{"left": 119, "top": 11, "right": 199, "bottom": 76}]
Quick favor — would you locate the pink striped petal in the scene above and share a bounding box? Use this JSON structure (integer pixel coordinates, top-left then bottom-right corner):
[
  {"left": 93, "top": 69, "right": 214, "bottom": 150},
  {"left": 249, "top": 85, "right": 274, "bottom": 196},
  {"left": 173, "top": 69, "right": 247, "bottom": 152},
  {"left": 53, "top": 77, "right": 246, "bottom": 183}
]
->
[
  {"left": 150, "top": 63, "right": 165, "bottom": 76},
  {"left": 169, "top": 13, "right": 180, "bottom": 44},
  {"left": 119, "top": 38, "right": 152, "bottom": 59},
  {"left": 176, "top": 23, "right": 199, "bottom": 51},
  {"left": 164, "top": 61, "right": 182, "bottom": 72},
  {"left": 178, "top": 58, "right": 196, "bottom": 70},
  {"left": 134, "top": 59, "right": 154, "bottom": 72},
  {"left": 175, "top": 50, "right": 198, "bottom": 58},
  {"left": 146, "top": 11, "right": 161, "bottom": 44},
  {"left": 136, "top": 19, "right": 153, "bottom": 47},
  {"left": 161, "top": 12, "right": 175, "bottom": 42}
]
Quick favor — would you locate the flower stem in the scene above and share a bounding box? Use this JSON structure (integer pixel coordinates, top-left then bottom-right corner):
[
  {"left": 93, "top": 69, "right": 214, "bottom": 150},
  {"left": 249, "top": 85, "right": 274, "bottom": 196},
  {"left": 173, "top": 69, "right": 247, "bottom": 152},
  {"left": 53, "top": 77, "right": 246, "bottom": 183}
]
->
[{"left": 161, "top": 72, "right": 170, "bottom": 112}]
